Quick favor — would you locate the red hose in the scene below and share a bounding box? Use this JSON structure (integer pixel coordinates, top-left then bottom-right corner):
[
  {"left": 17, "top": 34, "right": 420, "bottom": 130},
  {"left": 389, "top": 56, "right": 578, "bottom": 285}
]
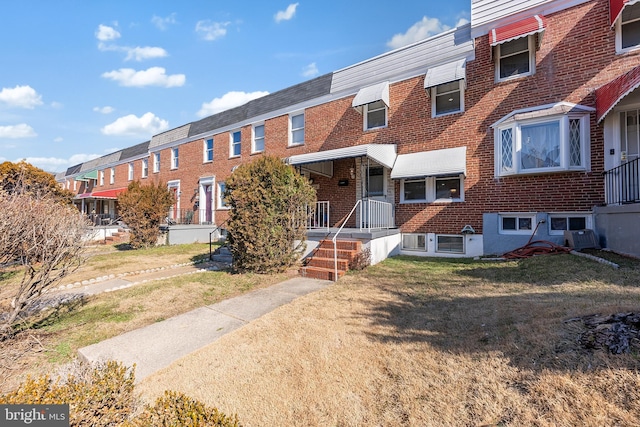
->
[{"left": 502, "top": 219, "right": 571, "bottom": 259}]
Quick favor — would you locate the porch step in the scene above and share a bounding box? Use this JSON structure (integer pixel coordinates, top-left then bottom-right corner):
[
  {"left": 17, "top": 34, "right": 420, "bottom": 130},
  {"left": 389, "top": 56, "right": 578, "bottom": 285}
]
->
[
  {"left": 101, "top": 228, "right": 129, "bottom": 245},
  {"left": 299, "top": 239, "right": 362, "bottom": 281}
]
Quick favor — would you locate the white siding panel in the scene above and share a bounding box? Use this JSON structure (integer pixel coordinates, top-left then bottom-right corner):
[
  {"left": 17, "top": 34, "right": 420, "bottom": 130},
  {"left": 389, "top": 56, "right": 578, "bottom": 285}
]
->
[{"left": 331, "top": 24, "right": 474, "bottom": 96}]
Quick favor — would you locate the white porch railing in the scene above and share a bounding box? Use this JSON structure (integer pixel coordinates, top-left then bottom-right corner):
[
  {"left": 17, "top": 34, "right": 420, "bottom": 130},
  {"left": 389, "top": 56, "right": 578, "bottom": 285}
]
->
[
  {"left": 307, "top": 201, "right": 330, "bottom": 230},
  {"left": 360, "top": 199, "right": 394, "bottom": 231}
]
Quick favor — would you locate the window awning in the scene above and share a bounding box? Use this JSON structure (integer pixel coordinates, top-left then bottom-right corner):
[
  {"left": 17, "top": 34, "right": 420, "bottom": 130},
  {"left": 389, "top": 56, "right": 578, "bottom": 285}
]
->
[
  {"left": 491, "top": 102, "right": 595, "bottom": 128},
  {"left": 84, "top": 170, "right": 98, "bottom": 180},
  {"left": 91, "top": 188, "right": 127, "bottom": 199},
  {"left": 490, "top": 15, "right": 546, "bottom": 46},
  {"left": 424, "top": 59, "right": 467, "bottom": 90},
  {"left": 390, "top": 147, "right": 466, "bottom": 180},
  {"left": 610, "top": 0, "right": 640, "bottom": 27},
  {"left": 74, "top": 173, "right": 89, "bottom": 182},
  {"left": 75, "top": 192, "right": 92, "bottom": 199},
  {"left": 596, "top": 64, "right": 640, "bottom": 123},
  {"left": 286, "top": 144, "right": 397, "bottom": 169},
  {"left": 351, "top": 81, "right": 390, "bottom": 113}
]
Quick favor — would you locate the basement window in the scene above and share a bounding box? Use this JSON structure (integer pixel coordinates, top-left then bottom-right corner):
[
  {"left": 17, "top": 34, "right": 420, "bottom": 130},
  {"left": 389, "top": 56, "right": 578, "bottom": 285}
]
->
[{"left": 436, "top": 235, "right": 464, "bottom": 254}]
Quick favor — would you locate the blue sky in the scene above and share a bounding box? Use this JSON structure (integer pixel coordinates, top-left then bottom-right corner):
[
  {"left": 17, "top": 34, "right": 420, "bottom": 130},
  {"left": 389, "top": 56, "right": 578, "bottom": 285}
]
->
[{"left": 0, "top": 1, "right": 470, "bottom": 172}]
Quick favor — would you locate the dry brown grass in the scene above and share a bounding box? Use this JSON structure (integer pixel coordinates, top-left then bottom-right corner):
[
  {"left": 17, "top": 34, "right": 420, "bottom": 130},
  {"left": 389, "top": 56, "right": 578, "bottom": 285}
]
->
[{"left": 137, "top": 253, "right": 640, "bottom": 427}]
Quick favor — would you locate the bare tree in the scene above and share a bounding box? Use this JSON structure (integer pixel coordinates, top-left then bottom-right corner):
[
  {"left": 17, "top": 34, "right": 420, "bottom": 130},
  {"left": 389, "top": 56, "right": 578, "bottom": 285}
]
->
[{"left": 0, "top": 190, "right": 89, "bottom": 338}]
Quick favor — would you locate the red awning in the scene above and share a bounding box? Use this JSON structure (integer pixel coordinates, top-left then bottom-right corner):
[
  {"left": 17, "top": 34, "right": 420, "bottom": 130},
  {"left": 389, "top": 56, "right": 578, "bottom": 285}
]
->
[
  {"left": 490, "top": 15, "right": 546, "bottom": 46},
  {"left": 90, "top": 188, "right": 127, "bottom": 199},
  {"left": 75, "top": 192, "right": 92, "bottom": 199},
  {"left": 596, "top": 64, "right": 640, "bottom": 123},
  {"left": 610, "top": 0, "right": 640, "bottom": 27}
]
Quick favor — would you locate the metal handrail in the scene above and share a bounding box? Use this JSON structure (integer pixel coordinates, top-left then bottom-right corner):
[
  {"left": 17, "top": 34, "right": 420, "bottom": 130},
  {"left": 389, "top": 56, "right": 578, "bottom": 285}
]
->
[
  {"left": 331, "top": 200, "right": 362, "bottom": 282},
  {"left": 603, "top": 157, "right": 640, "bottom": 205},
  {"left": 209, "top": 218, "right": 229, "bottom": 260}
]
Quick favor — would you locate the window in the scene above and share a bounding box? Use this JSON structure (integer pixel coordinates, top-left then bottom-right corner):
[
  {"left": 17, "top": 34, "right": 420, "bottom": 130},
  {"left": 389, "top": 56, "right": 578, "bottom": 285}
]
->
[
  {"left": 549, "top": 214, "right": 591, "bottom": 235},
  {"left": 401, "top": 175, "right": 464, "bottom": 203},
  {"left": 153, "top": 153, "right": 160, "bottom": 173},
  {"left": 618, "top": 3, "right": 640, "bottom": 52},
  {"left": 499, "top": 214, "right": 535, "bottom": 234},
  {"left": 99, "top": 170, "right": 104, "bottom": 186},
  {"left": 495, "top": 36, "right": 535, "bottom": 81},
  {"left": 290, "top": 112, "right": 304, "bottom": 145},
  {"left": 218, "top": 182, "right": 228, "bottom": 209},
  {"left": 230, "top": 130, "right": 241, "bottom": 157},
  {"left": 204, "top": 138, "right": 214, "bottom": 162},
  {"left": 402, "top": 234, "right": 426, "bottom": 251},
  {"left": 436, "top": 235, "right": 464, "bottom": 253},
  {"left": 364, "top": 100, "right": 387, "bottom": 130},
  {"left": 495, "top": 113, "right": 589, "bottom": 177},
  {"left": 142, "top": 158, "right": 148, "bottom": 178},
  {"left": 128, "top": 163, "right": 134, "bottom": 181},
  {"left": 432, "top": 80, "right": 463, "bottom": 116},
  {"left": 73, "top": 180, "right": 77, "bottom": 191},
  {"left": 252, "top": 124, "right": 265, "bottom": 153},
  {"left": 171, "top": 148, "right": 179, "bottom": 169},
  {"left": 110, "top": 168, "right": 115, "bottom": 184}
]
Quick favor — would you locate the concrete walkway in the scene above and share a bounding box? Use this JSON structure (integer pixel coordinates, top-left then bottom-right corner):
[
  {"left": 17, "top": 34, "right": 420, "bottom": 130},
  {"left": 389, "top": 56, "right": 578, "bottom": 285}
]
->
[{"left": 77, "top": 276, "right": 332, "bottom": 382}]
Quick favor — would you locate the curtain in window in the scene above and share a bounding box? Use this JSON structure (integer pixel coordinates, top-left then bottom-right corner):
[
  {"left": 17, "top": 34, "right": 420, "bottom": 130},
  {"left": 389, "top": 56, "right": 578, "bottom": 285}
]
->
[{"left": 520, "top": 122, "right": 560, "bottom": 169}]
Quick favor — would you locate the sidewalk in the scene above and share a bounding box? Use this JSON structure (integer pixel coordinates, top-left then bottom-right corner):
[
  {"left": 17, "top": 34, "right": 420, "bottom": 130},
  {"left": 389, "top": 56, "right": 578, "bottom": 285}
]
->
[{"left": 77, "top": 275, "right": 332, "bottom": 382}]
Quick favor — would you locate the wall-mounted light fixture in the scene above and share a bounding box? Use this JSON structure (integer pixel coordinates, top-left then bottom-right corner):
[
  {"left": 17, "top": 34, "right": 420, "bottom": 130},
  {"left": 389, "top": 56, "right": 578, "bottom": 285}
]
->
[{"left": 349, "top": 167, "right": 356, "bottom": 179}]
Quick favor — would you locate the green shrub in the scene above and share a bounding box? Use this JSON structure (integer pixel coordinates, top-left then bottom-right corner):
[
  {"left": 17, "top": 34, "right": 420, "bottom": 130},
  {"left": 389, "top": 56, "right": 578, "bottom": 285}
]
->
[
  {"left": 0, "top": 360, "right": 136, "bottom": 426},
  {"left": 125, "top": 390, "right": 241, "bottom": 427},
  {"left": 225, "top": 155, "right": 316, "bottom": 273}
]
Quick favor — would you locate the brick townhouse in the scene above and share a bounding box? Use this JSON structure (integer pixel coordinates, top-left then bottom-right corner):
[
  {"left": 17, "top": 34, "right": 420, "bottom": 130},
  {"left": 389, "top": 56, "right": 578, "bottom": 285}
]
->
[{"left": 59, "top": 0, "right": 640, "bottom": 260}]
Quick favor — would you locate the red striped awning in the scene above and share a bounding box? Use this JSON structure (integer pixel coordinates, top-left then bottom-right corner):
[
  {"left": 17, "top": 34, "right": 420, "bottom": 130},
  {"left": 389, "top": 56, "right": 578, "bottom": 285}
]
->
[
  {"left": 610, "top": 0, "right": 640, "bottom": 27},
  {"left": 490, "top": 15, "right": 546, "bottom": 46},
  {"left": 90, "top": 188, "right": 127, "bottom": 199},
  {"left": 596, "top": 64, "right": 640, "bottom": 123}
]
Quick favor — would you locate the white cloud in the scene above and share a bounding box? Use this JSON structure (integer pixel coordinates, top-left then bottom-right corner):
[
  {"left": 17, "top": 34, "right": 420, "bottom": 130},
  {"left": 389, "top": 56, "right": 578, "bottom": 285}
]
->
[
  {"left": 275, "top": 3, "right": 299, "bottom": 23},
  {"left": 0, "top": 123, "right": 37, "bottom": 138},
  {"left": 195, "top": 20, "right": 230, "bottom": 41},
  {"left": 0, "top": 85, "right": 43, "bottom": 109},
  {"left": 96, "top": 24, "right": 121, "bottom": 42},
  {"left": 94, "top": 106, "right": 115, "bottom": 114},
  {"left": 124, "top": 46, "right": 169, "bottom": 61},
  {"left": 456, "top": 18, "right": 470, "bottom": 27},
  {"left": 302, "top": 62, "right": 319, "bottom": 78},
  {"left": 152, "top": 13, "right": 177, "bottom": 30},
  {"left": 50, "top": 101, "right": 63, "bottom": 109},
  {"left": 101, "top": 112, "right": 169, "bottom": 136},
  {"left": 101, "top": 67, "right": 186, "bottom": 88},
  {"left": 386, "top": 16, "right": 450, "bottom": 49},
  {"left": 53, "top": 137, "right": 63, "bottom": 143},
  {"left": 197, "top": 91, "right": 269, "bottom": 117}
]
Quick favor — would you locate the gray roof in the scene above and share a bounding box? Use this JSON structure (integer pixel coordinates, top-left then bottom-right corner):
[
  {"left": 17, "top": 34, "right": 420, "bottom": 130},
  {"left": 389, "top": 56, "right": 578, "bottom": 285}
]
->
[
  {"left": 66, "top": 164, "right": 82, "bottom": 176},
  {"left": 150, "top": 124, "right": 192, "bottom": 149},
  {"left": 188, "top": 73, "right": 333, "bottom": 138},
  {"left": 120, "top": 141, "right": 150, "bottom": 161}
]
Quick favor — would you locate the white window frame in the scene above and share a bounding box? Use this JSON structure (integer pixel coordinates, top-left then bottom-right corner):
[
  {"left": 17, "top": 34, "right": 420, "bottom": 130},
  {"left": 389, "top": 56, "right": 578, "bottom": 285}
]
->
[
  {"left": 402, "top": 234, "right": 427, "bottom": 252},
  {"left": 218, "top": 182, "right": 229, "bottom": 209},
  {"left": 363, "top": 100, "right": 387, "bottom": 131},
  {"left": 153, "top": 153, "right": 160, "bottom": 173},
  {"left": 141, "top": 158, "right": 148, "bottom": 178},
  {"left": 128, "top": 163, "right": 134, "bottom": 181},
  {"left": 432, "top": 80, "right": 464, "bottom": 117},
  {"left": 499, "top": 213, "right": 536, "bottom": 235},
  {"left": 495, "top": 36, "right": 536, "bottom": 82},
  {"left": 204, "top": 138, "right": 214, "bottom": 163},
  {"left": 435, "top": 235, "right": 465, "bottom": 254},
  {"left": 230, "top": 129, "right": 241, "bottom": 158},
  {"left": 495, "top": 113, "right": 590, "bottom": 177},
  {"left": 252, "top": 123, "right": 265, "bottom": 154},
  {"left": 110, "top": 168, "right": 115, "bottom": 184},
  {"left": 171, "top": 147, "right": 179, "bottom": 169},
  {"left": 548, "top": 213, "right": 592, "bottom": 236},
  {"left": 99, "top": 170, "right": 104, "bottom": 186},
  {"left": 616, "top": 2, "right": 640, "bottom": 53},
  {"left": 289, "top": 111, "right": 305, "bottom": 146},
  {"left": 73, "top": 180, "right": 77, "bottom": 191},
  {"left": 400, "top": 174, "right": 464, "bottom": 204}
]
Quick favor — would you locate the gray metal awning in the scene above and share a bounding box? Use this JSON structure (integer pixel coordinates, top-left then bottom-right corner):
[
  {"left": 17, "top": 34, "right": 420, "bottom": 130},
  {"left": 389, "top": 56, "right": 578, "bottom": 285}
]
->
[
  {"left": 286, "top": 144, "right": 397, "bottom": 169},
  {"left": 351, "top": 81, "right": 390, "bottom": 113},
  {"left": 390, "top": 146, "right": 466, "bottom": 179},
  {"left": 424, "top": 59, "right": 467, "bottom": 89}
]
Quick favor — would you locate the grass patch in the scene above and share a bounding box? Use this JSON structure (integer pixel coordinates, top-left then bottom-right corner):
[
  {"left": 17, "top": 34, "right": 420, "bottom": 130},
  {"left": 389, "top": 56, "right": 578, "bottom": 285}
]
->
[{"left": 136, "top": 252, "right": 640, "bottom": 426}]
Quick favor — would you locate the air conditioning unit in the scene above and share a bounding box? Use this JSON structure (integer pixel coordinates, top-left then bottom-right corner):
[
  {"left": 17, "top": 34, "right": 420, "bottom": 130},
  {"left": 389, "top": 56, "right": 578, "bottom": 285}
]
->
[{"left": 564, "top": 229, "right": 600, "bottom": 250}]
